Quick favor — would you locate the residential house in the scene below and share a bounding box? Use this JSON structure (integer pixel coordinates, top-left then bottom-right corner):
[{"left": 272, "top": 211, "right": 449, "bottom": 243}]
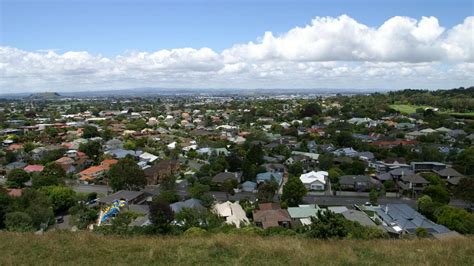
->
[
  {"left": 144, "top": 159, "right": 180, "bottom": 185},
  {"left": 341, "top": 209, "right": 377, "bottom": 227},
  {"left": 23, "top": 164, "right": 44, "bottom": 173},
  {"left": 78, "top": 159, "right": 118, "bottom": 183},
  {"left": 411, "top": 162, "right": 446, "bottom": 172},
  {"left": 397, "top": 174, "right": 430, "bottom": 194},
  {"left": 287, "top": 204, "right": 320, "bottom": 226},
  {"left": 435, "top": 167, "right": 464, "bottom": 180},
  {"left": 339, "top": 175, "right": 381, "bottom": 191},
  {"left": 253, "top": 203, "right": 292, "bottom": 229},
  {"left": 212, "top": 171, "right": 242, "bottom": 185},
  {"left": 213, "top": 201, "right": 250, "bottom": 228},
  {"left": 299, "top": 171, "right": 327, "bottom": 191},
  {"left": 98, "top": 190, "right": 146, "bottom": 205},
  {"left": 256, "top": 172, "right": 283, "bottom": 186},
  {"left": 170, "top": 198, "right": 205, "bottom": 214},
  {"left": 241, "top": 181, "right": 257, "bottom": 192},
  {"left": 366, "top": 204, "right": 451, "bottom": 236}
]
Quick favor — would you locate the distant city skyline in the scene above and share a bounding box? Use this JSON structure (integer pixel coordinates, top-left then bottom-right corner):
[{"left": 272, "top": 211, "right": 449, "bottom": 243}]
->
[{"left": 1, "top": 0, "right": 473, "bottom": 92}]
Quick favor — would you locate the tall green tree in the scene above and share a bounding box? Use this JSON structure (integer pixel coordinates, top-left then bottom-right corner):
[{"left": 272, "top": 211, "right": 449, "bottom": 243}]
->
[
  {"left": 32, "top": 162, "right": 65, "bottom": 188},
  {"left": 257, "top": 180, "right": 278, "bottom": 202},
  {"left": 281, "top": 176, "right": 307, "bottom": 207},
  {"left": 6, "top": 169, "right": 30, "bottom": 188},
  {"left": 108, "top": 158, "right": 147, "bottom": 191}
]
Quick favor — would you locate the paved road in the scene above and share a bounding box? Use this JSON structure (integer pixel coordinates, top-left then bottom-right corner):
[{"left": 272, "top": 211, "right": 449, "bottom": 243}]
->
[
  {"left": 71, "top": 184, "right": 110, "bottom": 195},
  {"left": 71, "top": 184, "right": 469, "bottom": 210}
]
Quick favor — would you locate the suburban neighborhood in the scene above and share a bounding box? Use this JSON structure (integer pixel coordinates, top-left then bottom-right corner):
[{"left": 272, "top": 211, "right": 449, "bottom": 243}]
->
[{"left": 0, "top": 88, "right": 473, "bottom": 240}]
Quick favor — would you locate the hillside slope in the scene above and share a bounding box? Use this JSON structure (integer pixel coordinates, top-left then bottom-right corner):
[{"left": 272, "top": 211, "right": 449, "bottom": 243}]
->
[{"left": 1, "top": 232, "right": 473, "bottom": 265}]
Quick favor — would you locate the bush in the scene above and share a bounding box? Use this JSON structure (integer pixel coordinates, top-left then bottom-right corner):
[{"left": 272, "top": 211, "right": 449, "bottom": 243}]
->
[
  {"left": 416, "top": 227, "right": 428, "bottom": 238},
  {"left": 5, "top": 212, "right": 34, "bottom": 232},
  {"left": 183, "top": 227, "right": 207, "bottom": 236}
]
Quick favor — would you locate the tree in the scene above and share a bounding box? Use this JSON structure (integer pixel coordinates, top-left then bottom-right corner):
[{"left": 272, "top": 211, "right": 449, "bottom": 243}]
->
[
  {"left": 306, "top": 210, "right": 348, "bottom": 239},
  {"left": 369, "top": 189, "right": 379, "bottom": 205},
  {"left": 281, "top": 176, "right": 307, "bottom": 207},
  {"left": 288, "top": 161, "right": 304, "bottom": 177},
  {"left": 257, "top": 180, "right": 278, "bottom": 202},
  {"left": 300, "top": 102, "right": 322, "bottom": 118},
  {"left": 0, "top": 190, "right": 12, "bottom": 228},
  {"left": 6, "top": 168, "right": 30, "bottom": 188},
  {"left": 82, "top": 125, "right": 99, "bottom": 139},
  {"left": 434, "top": 206, "right": 474, "bottom": 234},
  {"left": 149, "top": 198, "right": 174, "bottom": 233},
  {"left": 336, "top": 131, "right": 354, "bottom": 147},
  {"left": 246, "top": 144, "right": 264, "bottom": 165},
  {"left": 69, "top": 204, "right": 98, "bottom": 229},
  {"left": 40, "top": 186, "right": 76, "bottom": 213},
  {"left": 221, "top": 179, "right": 237, "bottom": 200},
  {"left": 454, "top": 178, "right": 474, "bottom": 204},
  {"left": 79, "top": 141, "right": 102, "bottom": 162},
  {"left": 32, "top": 162, "right": 65, "bottom": 188},
  {"left": 160, "top": 174, "right": 177, "bottom": 191},
  {"left": 4, "top": 212, "right": 33, "bottom": 232},
  {"left": 422, "top": 185, "right": 450, "bottom": 204},
  {"left": 318, "top": 153, "right": 334, "bottom": 170},
  {"left": 328, "top": 167, "right": 344, "bottom": 184},
  {"left": 155, "top": 190, "right": 180, "bottom": 203},
  {"left": 108, "top": 158, "right": 147, "bottom": 191},
  {"left": 23, "top": 142, "right": 36, "bottom": 153},
  {"left": 455, "top": 147, "right": 474, "bottom": 175},
  {"left": 188, "top": 182, "right": 210, "bottom": 199}
]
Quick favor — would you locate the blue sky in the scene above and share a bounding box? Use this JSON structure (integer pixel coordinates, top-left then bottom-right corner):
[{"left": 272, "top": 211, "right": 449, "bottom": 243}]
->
[
  {"left": 0, "top": 0, "right": 473, "bottom": 92},
  {"left": 1, "top": 0, "right": 472, "bottom": 55}
]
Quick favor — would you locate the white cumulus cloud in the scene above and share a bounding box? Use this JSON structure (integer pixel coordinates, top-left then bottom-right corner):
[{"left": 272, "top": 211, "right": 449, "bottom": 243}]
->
[{"left": 0, "top": 15, "right": 473, "bottom": 92}]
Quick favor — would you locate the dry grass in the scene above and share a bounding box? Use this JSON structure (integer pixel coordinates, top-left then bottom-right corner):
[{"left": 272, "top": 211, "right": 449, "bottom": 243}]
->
[{"left": 0, "top": 232, "right": 473, "bottom": 265}]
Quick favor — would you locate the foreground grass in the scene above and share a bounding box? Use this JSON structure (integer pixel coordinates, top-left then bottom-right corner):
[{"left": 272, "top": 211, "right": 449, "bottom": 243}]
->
[{"left": 0, "top": 232, "right": 473, "bottom": 265}]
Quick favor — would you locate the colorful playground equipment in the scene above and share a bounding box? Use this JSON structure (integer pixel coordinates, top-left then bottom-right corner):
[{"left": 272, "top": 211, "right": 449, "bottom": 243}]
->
[{"left": 97, "top": 199, "right": 128, "bottom": 226}]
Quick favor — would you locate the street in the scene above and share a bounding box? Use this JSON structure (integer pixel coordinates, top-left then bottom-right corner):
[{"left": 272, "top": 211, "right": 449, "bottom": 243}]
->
[{"left": 71, "top": 183, "right": 470, "bottom": 210}]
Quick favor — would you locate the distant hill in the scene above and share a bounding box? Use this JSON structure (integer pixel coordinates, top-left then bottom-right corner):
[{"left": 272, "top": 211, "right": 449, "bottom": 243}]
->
[
  {"left": 28, "top": 92, "right": 61, "bottom": 100},
  {"left": 0, "top": 232, "right": 472, "bottom": 265}
]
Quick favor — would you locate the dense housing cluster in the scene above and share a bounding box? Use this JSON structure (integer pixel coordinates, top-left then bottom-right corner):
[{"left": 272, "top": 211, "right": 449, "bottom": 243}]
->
[{"left": 0, "top": 88, "right": 473, "bottom": 238}]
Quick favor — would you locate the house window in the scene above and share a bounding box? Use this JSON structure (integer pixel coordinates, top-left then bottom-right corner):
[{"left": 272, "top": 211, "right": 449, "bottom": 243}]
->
[{"left": 255, "top": 222, "right": 263, "bottom": 228}]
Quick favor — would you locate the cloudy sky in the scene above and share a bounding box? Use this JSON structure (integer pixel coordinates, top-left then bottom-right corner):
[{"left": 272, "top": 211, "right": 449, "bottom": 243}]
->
[{"left": 1, "top": 0, "right": 473, "bottom": 93}]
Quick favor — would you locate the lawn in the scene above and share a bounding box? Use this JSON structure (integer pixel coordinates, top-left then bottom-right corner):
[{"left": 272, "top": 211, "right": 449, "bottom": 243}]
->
[
  {"left": 389, "top": 104, "right": 474, "bottom": 118},
  {"left": 389, "top": 104, "right": 432, "bottom": 114},
  {"left": 0, "top": 232, "right": 473, "bottom": 265}
]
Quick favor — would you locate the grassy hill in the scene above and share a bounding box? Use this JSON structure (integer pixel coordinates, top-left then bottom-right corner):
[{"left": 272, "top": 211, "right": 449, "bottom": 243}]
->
[{"left": 1, "top": 232, "right": 473, "bottom": 265}]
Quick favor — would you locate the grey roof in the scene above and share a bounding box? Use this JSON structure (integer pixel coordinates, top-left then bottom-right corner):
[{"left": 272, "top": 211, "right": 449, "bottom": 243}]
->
[
  {"left": 287, "top": 205, "right": 320, "bottom": 219},
  {"left": 400, "top": 174, "right": 430, "bottom": 184},
  {"left": 339, "top": 175, "right": 374, "bottom": 185},
  {"left": 376, "top": 172, "right": 393, "bottom": 181},
  {"left": 389, "top": 168, "right": 414, "bottom": 176},
  {"left": 98, "top": 190, "right": 144, "bottom": 205},
  {"left": 170, "top": 198, "right": 205, "bottom": 213},
  {"left": 435, "top": 168, "right": 464, "bottom": 178},
  {"left": 212, "top": 172, "right": 242, "bottom": 183},
  {"left": 105, "top": 149, "right": 142, "bottom": 159},
  {"left": 373, "top": 204, "right": 450, "bottom": 234},
  {"left": 342, "top": 210, "right": 377, "bottom": 227},
  {"left": 447, "top": 176, "right": 464, "bottom": 185}
]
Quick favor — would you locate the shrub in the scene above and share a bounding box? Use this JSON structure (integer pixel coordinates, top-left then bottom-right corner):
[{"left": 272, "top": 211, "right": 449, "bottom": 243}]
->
[{"left": 183, "top": 227, "right": 207, "bottom": 236}]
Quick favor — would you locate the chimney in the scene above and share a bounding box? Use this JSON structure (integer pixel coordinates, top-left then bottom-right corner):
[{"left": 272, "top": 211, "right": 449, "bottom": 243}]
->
[
  {"left": 385, "top": 206, "right": 389, "bottom": 214},
  {"left": 225, "top": 169, "right": 228, "bottom": 173}
]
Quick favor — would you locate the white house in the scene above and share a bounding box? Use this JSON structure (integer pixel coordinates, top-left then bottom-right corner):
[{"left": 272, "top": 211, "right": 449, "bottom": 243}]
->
[
  {"left": 299, "top": 171, "right": 328, "bottom": 191},
  {"left": 213, "top": 201, "right": 250, "bottom": 228}
]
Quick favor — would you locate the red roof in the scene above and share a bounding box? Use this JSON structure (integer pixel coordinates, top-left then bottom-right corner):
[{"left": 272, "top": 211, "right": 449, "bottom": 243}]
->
[
  {"left": 24, "top": 164, "right": 45, "bottom": 172},
  {"left": 7, "top": 189, "right": 23, "bottom": 197}
]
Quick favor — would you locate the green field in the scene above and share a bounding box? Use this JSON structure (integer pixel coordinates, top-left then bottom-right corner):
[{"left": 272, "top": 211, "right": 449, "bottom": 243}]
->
[
  {"left": 389, "top": 104, "right": 433, "bottom": 114},
  {"left": 390, "top": 104, "right": 474, "bottom": 118},
  {"left": 0, "top": 232, "right": 472, "bottom": 265}
]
